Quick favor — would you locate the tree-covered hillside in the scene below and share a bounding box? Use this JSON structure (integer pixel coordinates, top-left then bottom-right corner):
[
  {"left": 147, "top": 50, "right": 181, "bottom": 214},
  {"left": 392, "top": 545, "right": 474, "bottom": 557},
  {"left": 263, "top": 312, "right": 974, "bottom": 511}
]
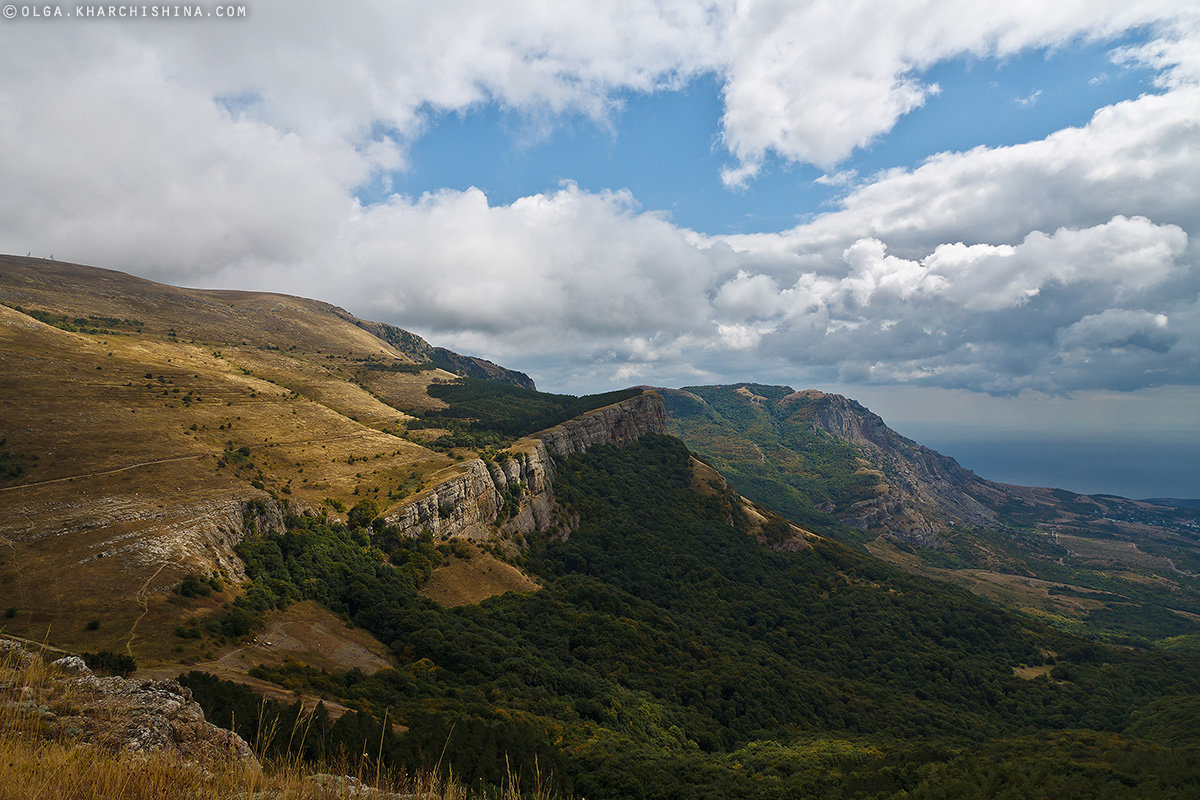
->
[
  {"left": 189, "top": 436, "right": 1200, "bottom": 799},
  {"left": 663, "top": 384, "right": 1200, "bottom": 647},
  {"left": 661, "top": 384, "right": 884, "bottom": 532}
]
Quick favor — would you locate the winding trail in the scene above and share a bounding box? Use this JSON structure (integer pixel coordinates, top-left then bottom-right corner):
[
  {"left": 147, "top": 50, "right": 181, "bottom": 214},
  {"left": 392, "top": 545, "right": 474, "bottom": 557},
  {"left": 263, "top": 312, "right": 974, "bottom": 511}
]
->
[
  {"left": 126, "top": 563, "right": 168, "bottom": 657},
  {"left": 0, "top": 455, "right": 204, "bottom": 493}
]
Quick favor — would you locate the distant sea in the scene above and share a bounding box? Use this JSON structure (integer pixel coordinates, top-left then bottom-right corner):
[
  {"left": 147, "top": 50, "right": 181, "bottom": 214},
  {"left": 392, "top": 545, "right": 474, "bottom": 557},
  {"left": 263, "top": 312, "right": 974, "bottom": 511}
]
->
[{"left": 894, "top": 427, "right": 1200, "bottom": 501}]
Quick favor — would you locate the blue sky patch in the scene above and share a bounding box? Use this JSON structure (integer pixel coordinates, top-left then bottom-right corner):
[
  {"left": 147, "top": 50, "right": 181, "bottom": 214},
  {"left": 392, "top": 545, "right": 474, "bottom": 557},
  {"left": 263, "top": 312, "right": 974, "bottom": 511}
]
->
[{"left": 366, "top": 31, "right": 1160, "bottom": 237}]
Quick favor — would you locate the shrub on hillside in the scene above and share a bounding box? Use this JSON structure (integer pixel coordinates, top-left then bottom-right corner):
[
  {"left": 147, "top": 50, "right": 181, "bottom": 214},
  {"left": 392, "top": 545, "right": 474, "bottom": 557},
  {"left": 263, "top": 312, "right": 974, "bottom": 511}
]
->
[
  {"left": 348, "top": 499, "right": 380, "bottom": 529},
  {"left": 81, "top": 650, "right": 137, "bottom": 677}
]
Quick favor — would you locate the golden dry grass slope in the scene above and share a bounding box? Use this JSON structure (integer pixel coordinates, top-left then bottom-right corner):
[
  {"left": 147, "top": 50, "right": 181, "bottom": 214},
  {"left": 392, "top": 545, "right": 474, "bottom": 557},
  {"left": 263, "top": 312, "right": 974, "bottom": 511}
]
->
[
  {"left": 0, "top": 255, "right": 526, "bottom": 667},
  {"left": 418, "top": 544, "right": 542, "bottom": 608}
]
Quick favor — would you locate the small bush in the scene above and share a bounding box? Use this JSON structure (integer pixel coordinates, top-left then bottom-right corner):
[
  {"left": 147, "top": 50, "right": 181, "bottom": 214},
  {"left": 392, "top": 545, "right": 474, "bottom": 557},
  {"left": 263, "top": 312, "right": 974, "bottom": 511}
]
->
[
  {"left": 174, "top": 625, "right": 202, "bottom": 639},
  {"left": 81, "top": 650, "right": 137, "bottom": 677},
  {"left": 347, "top": 498, "right": 380, "bottom": 530},
  {"left": 178, "top": 574, "right": 213, "bottom": 598},
  {"left": 215, "top": 605, "right": 261, "bottom": 638}
]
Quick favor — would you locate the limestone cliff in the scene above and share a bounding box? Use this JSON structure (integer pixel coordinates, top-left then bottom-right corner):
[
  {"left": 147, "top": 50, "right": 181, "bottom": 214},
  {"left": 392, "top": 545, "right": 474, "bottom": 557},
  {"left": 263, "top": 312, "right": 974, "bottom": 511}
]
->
[
  {"left": 783, "top": 390, "right": 998, "bottom": 539},
  {"left": 536, "top": 391, "right": 667, "bottom": 456},
  {"left": 77, "top": 495, "right": 286, "bottom": 583},
  {"left": 2, "top": 488, "right": 285, "bottom": 591},
  {"left": 663, "top": 384, "right": 1000, "bottom": 546},
  {"left": 381, "top": 391, "right": 666, "bottom": 541}
]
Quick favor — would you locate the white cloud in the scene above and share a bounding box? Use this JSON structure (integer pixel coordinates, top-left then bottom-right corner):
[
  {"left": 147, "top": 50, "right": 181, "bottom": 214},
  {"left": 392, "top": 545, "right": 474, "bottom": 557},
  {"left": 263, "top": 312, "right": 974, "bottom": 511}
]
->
[
  {"left": 709, "top": 216, "right": 1192, "bottom": 393},
  {"left": 724, "top": 84, "right": 1200, "bottom": 255},
  {"left": 716, "top": 323, "right": 773, "bottom": 350},
  {"left": 1113, "top": 12, "right": 1200, "bottom": 87},
  {"left": 712, "top": 270, "right": 786, "bottom": 318},
  {"left": 926, "top": 216, "right": 1188, "bottom": 311},
  {"left": 186, "top": 184, "right": 728, "bottom": 384},
  {"left": 0, "top": 38, "right": 360, "bottom": 280},
  {"left": 6, "top": 1, "right": 1196, "bottom": 181},
  {"left": 0, "top": 1, "right": 1198, "bottom": 397},
  {"left": 1014, "top": 89, "right": 1043, "bottom": 107},
  {"left": 716, "top": 0, "right": 1197, "bottom": 173},
  {"left": 1057, "top": 309, "right": 1174, "bottom": 352},
  {"left": 78, "top": 1, "right": 726, "bottom": 143},
  {"left": 814, "top": 169, "right": 859, "bottom": 188}
]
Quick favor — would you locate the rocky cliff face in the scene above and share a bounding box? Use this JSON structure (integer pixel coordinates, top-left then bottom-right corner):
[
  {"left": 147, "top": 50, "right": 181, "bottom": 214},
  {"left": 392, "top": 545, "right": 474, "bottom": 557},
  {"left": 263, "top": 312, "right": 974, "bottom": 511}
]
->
[
  {"left": 784, "top": 390, "right": 999, "bottom": 540},
  {"left": 77, "top": 495, "right": 286, "bottom": 583},
  {"left": 536, "top": 391, "right": 667, "bottom": 456},
  {"left": 1, "top": 488, "right": 286, "bottom": 594},
  {"left": 382, "top": 391, "right": 666, "bottom": 542}
]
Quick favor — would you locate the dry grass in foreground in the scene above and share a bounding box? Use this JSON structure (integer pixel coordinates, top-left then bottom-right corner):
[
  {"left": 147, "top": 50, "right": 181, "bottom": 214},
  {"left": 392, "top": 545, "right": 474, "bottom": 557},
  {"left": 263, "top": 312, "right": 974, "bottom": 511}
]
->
[{"left": 0, "top": 642, "right": 565, "bottom": 800}]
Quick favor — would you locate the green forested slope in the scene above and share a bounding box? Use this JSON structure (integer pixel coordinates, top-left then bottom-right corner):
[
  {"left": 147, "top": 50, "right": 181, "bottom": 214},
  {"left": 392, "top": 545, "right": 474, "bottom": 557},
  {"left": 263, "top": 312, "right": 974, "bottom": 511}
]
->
[
  {"left": 661, "top": 384, "right": 890, "bottom": 534},
  {"left": 187, "top": 436, "right": 1200, "bottom": 799},
  {"left": 663, "top": 384, "right": 1200, "bottom": 646}
]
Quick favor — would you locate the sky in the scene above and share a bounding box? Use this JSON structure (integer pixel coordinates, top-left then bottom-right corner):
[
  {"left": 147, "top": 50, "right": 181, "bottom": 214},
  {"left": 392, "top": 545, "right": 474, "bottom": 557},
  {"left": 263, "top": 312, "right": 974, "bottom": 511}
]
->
[{"left": 1, "top": 1, "right": 1198, "bottom": 497}]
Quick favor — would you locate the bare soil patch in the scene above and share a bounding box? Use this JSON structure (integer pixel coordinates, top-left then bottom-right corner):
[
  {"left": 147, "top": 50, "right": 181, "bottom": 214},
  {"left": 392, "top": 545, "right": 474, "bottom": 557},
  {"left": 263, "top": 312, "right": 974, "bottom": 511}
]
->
[
  {"left": 186, "top": 601, "right": 392, "bottom": 677},
  {"left": 419, "top": 546, "right": 541, "bottom": 608},
  {"left": 140, "top": 601, "right": 393, "bottom": 719},
  {"left": 1013, "top": 664, "right": 1055, "bottom": 680}
]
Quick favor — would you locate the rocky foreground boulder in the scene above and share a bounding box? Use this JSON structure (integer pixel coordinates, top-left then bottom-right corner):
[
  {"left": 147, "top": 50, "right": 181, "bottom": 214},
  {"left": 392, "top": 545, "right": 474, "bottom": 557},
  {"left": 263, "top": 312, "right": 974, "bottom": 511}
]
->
[{"left": 1, "top": 638, "right": 258, "bottom": 769}]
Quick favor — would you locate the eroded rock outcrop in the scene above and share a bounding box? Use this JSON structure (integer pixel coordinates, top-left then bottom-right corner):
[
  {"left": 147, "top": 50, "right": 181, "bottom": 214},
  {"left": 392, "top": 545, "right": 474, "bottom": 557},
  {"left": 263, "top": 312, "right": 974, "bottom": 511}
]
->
[
  {"left": 536, "top": 391, "right": 666, "bottom": 457},
  {"left": 34, "top": 494, "right": 287, "bottom": 585},
  {"left": 379, "top": 456, "right": 543, "bottom": 543},
  {"left": 382, "top": 391, "right": 666, "bottom": 542},
  {"left": 0, "top": 638, "right": 258, "bottom": 769},
  {"left": 785, "top": 390, "right": 998, "bottom": 538}
]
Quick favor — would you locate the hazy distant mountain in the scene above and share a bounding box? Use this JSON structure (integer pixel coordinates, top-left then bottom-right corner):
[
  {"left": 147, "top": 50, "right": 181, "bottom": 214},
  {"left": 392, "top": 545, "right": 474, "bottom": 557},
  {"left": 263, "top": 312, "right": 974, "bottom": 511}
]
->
[{"left": 662, "top": 382, "right": 1200, "bottom": 645}]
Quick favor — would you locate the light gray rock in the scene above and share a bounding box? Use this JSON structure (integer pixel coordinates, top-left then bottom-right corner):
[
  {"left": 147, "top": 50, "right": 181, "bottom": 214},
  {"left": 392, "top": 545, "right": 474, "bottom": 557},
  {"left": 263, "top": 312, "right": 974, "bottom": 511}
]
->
[
  {"left": 0, "top": 638, "right": 38, "bottom": 669},
  {"left": 50, "top": 655, "right": 91, "bottom": 675},
  {"left": 382, "top": 391, "right": 666, "bottom": 544},
  {"left": 60, "top": 672, "right": 258, "bottom": 765},
  {"left": 3, "top": 638, "right": 258, "bottom": 769}
]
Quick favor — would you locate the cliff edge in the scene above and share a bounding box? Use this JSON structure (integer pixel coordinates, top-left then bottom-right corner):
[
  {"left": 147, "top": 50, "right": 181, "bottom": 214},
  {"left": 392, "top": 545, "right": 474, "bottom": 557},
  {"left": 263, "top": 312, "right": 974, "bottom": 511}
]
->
[{"left": 382, "top": 391, "right": 667, "bottom": 542}]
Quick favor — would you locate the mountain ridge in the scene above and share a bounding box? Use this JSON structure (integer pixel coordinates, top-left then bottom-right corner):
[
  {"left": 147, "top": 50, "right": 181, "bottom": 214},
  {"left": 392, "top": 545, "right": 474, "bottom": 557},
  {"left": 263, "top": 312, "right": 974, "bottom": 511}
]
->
[{"left": 662, "top": 381, "right": 1200, "bottom": 644}]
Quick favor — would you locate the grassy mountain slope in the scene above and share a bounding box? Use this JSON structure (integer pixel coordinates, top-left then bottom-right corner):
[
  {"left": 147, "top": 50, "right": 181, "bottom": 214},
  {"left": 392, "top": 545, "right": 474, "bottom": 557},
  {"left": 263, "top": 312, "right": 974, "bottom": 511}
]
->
[
  {"left": 0, "top": 255, "right": 589, "bottom": 673},
  {"left": 663, "top": 383, "right": 1200, "bottom": 645}
]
